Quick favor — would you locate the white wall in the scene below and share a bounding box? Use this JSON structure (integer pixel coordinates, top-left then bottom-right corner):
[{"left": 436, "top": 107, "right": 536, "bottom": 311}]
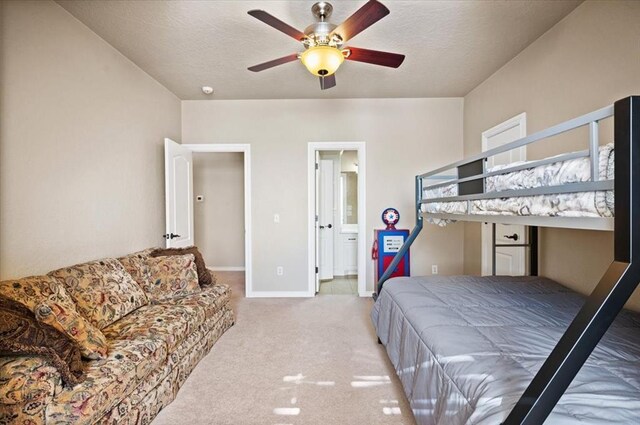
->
[
  {"left": 182, "top": 98, "right": 464, "bottom": 294},
  {"left": 192, "top": 152, "right": 245, "bottom": 268},
  {"left": 463, "top": 0, "right": 640, "bottom": 309},
  {"left": 0, "top": 1, "right": 181, "bottom": 278}
]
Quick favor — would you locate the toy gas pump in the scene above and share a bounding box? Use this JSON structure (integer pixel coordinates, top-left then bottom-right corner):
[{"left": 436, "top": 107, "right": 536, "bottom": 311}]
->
[{"left": 372, "top": 208, "right": 410, "bottom": 286}]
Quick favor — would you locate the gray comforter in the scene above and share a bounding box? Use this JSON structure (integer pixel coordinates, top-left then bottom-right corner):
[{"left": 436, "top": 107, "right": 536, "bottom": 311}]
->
[{"left": 371, "top": 275, "right": 640, "bottom": 424}]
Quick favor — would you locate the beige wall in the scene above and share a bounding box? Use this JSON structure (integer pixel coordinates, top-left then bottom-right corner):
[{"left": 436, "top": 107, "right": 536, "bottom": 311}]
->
[
  {"left": 462, "top": 1, "right": 640, "bottom": 308},
  {"left": 0, "top": 1, "right": 181, "bottom": 278},
  {"left": 182, "top": 98, "right": 464, "bottom": 293},
  {"left": 193, "top": 152, "right": 245, "bottom": 268}
]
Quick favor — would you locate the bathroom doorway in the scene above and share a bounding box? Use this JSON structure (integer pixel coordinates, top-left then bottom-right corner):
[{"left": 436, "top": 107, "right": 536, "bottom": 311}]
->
[{"left": 308, "top": 143, "right": 366, "bottom": 296}]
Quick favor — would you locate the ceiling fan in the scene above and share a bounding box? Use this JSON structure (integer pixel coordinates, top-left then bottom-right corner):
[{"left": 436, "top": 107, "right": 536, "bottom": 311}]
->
[{"left": 247, "top": 0, "right": 405, "bottom": 90}]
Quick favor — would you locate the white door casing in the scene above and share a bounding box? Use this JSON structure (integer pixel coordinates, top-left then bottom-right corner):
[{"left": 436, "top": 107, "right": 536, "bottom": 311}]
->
[
  {"left": 181, "top": 144, "right": 253, "bottom": 297},
  {"left": 481, "top": 114, "right": 527, "bottom": 276},
  {"left": 164, "top": 138, "right": 194, "bottom": 248},
  {"left": 308, "top": 142, "right": 367, "bottom": 297},
  {"left": 318, "top": 159, "right": 334, "bottom": 280},
  {"left": 314, "top": 151, "right": 320, "bottom": 293}
]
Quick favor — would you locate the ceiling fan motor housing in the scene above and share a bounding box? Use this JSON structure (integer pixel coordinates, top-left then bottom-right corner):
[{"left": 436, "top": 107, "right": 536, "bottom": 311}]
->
[
  {"left": 305, "top": 2, "right": 342, "bottom": 49},
  {"left": 303, "top": 22, "right": 341, "bottom": 48}
]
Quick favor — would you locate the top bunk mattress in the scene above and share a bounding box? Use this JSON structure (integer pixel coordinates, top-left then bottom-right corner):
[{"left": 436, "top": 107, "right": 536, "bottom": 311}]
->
[
  {"left": 421, "top": 143, "right": 615, "bottom": 226},
  {"left": 371, "top": 275, "right": 640, "bottom": 424}
]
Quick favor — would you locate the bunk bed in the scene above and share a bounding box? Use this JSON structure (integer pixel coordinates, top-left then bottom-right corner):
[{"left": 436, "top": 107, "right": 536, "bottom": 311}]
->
[{"left": 371, "top": 96, "right": 640, "bottom": 424}]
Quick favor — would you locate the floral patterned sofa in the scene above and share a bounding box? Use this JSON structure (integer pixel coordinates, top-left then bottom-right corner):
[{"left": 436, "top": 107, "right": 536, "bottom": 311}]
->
[{"left": 0, "top": 248, "right": 234, "bottom": 425}]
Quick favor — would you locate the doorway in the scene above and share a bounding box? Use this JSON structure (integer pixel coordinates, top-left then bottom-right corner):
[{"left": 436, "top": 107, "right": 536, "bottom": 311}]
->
[
  {"left": 480, "top": 114, "right": 528, "bottom": 276},
  {"left": 192, "top": 152, "right": 244, "bottom": 270},
  {"left": 307, "top": 142, "right": 366, "bottom": 296},
  {"left": 165, "top": 140, "right": 253, "bottom": 296}
]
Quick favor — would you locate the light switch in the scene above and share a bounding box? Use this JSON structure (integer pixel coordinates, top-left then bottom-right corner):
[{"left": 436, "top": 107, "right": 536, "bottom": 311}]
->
[{"left": 274, "top": 214, "right": 280, "bottom": 223}]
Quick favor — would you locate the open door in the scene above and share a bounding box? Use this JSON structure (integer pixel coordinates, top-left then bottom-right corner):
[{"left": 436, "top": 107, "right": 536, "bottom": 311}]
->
[
  {"left": 164, "top": 138, "right": 194, "bottom": 248},
  {"left": 318, "top": 158, "right": 335, "bottom": 281},
  {"left": 314, "top": 151, "right": 320, "bottom": 293}
]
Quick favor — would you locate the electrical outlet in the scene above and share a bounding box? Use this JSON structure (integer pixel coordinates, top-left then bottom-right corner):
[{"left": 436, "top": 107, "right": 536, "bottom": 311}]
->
[
  {"left": 276, "top": 266, "right": 284, "bottom": 276},
  {"left": 274, "top": 214, "right": 280, "bottom": 223},
  {"left": 432, "top": 265, "right": 438, "bottom": 275}
]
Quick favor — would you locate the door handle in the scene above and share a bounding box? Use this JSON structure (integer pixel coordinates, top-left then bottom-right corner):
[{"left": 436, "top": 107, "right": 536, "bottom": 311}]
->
[
  {"left": 163, "top": 233, "right": 182, "bottom": 240},
  {"left": 319, "top": 225, "right": 325, "bottom": 229},
  {"left": 504, "top": 233, "right": 519, "bottom": 241}
]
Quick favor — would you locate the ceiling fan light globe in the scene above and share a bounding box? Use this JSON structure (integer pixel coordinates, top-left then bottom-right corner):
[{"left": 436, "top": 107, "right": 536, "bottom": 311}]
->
[{"left": 300, "top": 46, "right": 344, "bottom": 77}]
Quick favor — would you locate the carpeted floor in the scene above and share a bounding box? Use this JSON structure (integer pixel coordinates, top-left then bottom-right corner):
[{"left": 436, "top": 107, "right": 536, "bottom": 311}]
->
[{"left": 152, "top": 272, "right": 416, "bottom": 425}]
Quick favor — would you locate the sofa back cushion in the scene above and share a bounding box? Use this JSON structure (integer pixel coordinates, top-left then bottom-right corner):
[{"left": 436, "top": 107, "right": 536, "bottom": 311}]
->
[
  {"left": 0, "top": 275, "right": 108, "bottom": 359},
  {"left": 150, "top": 246, "right": 215, "bottom": 287},
  {"left": 144, "top": 254, "right": 201, "bottom": 302},
  {"left": 49, "top": 258, "right": 148, "bottom": 330},
  {"left": 118, "top": 249, "right": 154, "bottom": 290},
  {"left": 0, "top": 296, "right": 85, "bottom": 387}
]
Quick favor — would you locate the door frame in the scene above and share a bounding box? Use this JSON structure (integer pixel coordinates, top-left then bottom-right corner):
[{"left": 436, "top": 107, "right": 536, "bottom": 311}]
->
[
  {"left": 182, "top": 144, "right": 253, "bottom": 297},
  {"left": 480, "top": 113, "right": 526, "bottom": 275},
  {"left": 307, "top": 142, "right": 367, "bottom": 297}
]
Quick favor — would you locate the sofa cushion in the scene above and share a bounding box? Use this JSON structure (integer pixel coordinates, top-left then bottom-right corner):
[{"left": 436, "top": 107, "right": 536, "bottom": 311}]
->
[
  {"left": 0, "top": 356, "right": 62, "bottom": 408},
  {"left": 142, "top": 254, "right": 201, "bottom": 302},
  {"left": 0, "top": 297, "right": 84, "bottom": 387},
  {"left": 45, "top": 337, "right": 167, "bottom": 425},
  {"left": 117, "top": 250, "right": 154, "bottom": 292},
  {"left": 101, "top": 304, "right": 204, "bottom": 351},
  {"left": 167, "top": 283, "right": 232, "bottom": 320},
  {"left": 150, "top": 246, "right": 215, "bottom": 287},
  {"left": 49, "top": 258, "right": 148, "bottom": 330},
  {"left": 97, "top": 304, "right": 235, "bottom": 425},
  {"left": 0, "top": 275, "right": 108, "bottom": 360}
]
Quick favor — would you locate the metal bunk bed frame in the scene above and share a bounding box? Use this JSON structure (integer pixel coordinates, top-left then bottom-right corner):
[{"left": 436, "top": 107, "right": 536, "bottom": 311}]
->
[{"left": 374, "top": 95, "right": 639, "bottom": 424}]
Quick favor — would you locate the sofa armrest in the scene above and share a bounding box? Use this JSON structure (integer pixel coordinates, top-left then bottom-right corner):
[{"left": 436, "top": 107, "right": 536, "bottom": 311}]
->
[{"left": 1, "top": 356, "right": 62, "bottom": 424}]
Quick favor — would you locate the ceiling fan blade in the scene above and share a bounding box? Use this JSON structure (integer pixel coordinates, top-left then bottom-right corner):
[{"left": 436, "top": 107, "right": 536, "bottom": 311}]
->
[
  {"left": 248, "top": 53, "right": 299, "bottom": 72},
  {"left": 248, "top": 10, "right": 307, "bottom": 41},
  {"left": 319, "top": 74, "right": 337, "bottom": 90},
  {"left": 330, "top": 0, "right": 389, "bottom": 43},
  {"left": 344, "top": 47, "right": 405, "bottom": 68}
]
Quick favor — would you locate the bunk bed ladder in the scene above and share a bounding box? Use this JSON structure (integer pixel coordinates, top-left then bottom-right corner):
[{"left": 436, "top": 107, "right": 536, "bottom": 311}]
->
[
  {"left": 503, "top": 95, "right": 640, "bottom": 424},
  {"left": 374, "top": 176, "right": 423, "bottom": 299}
]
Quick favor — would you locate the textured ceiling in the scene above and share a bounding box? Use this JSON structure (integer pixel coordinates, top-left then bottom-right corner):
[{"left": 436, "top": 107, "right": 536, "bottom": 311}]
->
[{"left": 57, "top": 0, "right": 582, "bottom": 100}]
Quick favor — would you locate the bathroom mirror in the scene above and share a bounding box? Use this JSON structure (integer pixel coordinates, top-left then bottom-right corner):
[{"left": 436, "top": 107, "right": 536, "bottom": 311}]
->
[{"left": 340, "top": 171, "right": 358, "bottom": 226}]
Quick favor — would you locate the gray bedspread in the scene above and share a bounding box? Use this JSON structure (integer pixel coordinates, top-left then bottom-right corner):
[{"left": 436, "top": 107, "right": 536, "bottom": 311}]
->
[{"left": 371, "top": 275, "right": 640, "bottom": 424}]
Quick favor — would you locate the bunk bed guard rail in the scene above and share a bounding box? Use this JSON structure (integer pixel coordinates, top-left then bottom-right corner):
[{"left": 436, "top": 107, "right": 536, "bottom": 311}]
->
[{"left": 375, "top": 95, "right": 639, "bottom": 424}]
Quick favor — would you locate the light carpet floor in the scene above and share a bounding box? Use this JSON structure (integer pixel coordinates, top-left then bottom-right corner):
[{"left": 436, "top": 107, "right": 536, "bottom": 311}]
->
[{"left": 152, "top": 272, "right": 416, "bottom": 425}]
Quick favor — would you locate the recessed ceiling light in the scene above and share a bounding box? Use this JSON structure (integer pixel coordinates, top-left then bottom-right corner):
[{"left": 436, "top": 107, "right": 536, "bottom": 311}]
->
[{"left": 202, "top": 86, "right": 214, "bottom": 95}]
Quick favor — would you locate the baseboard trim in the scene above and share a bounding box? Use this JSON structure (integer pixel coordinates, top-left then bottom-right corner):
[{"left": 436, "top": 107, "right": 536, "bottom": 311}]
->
[
  {"left": 207, "top": 266, "right": 245, "bottom": 272},
  {"left": 359, "top": 290, "right": 374, "bottom": 298},
  {"left": 246, "top": 291, "right": 314, "bottom": 298}
]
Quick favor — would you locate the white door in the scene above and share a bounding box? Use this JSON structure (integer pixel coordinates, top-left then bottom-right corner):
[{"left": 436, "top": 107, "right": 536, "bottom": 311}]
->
[
  {"left": 481, "top": 114, "right": 527, "bottom": 276},
  {"left": 164, "top": 138, "right": 194, "bottom": 248},
  {"left": 314, "top": 151, "right": 320, "bottom": 293},
  {"left": 318, "top": 158, "right": 334, "bottom": 280}
]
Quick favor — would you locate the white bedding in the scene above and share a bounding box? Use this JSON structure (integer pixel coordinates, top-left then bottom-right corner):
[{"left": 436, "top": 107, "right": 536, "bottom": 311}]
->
[{"left": 422, "top": 143, "right": 615, "bottom": 226}]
